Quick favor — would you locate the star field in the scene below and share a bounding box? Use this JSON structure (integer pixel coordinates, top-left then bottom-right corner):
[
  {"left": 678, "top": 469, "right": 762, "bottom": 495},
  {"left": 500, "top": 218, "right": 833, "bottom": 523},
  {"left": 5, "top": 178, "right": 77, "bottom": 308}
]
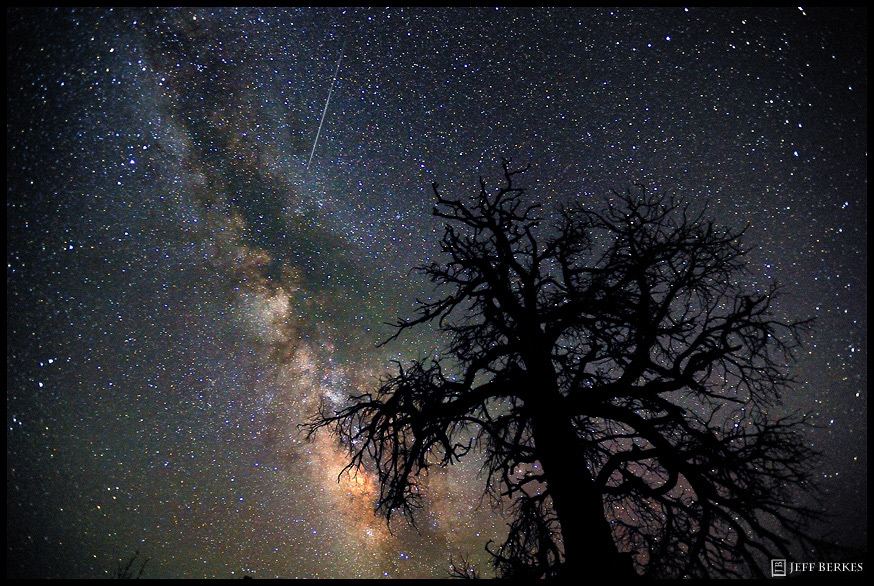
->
[{"left": 7, "top": 7, "right": 866, "bottom": 578}]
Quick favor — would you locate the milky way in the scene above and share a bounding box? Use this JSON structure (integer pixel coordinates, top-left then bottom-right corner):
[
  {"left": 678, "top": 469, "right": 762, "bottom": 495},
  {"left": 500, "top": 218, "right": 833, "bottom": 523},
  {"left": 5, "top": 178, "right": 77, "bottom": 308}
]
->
[{"left": 7, "top": 7, "right": 866, "bottom": 578}]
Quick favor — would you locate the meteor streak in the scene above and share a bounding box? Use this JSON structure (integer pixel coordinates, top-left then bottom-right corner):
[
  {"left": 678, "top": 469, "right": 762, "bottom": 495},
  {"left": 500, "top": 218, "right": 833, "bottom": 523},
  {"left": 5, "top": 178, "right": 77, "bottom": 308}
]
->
[{"left": 306, "top": 40, "right": 346, "bottom": 171}]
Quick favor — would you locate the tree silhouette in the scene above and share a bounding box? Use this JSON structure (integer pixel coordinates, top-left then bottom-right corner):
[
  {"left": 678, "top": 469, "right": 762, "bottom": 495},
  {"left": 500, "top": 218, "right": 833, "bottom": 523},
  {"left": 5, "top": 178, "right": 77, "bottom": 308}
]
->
[
  {"left": 113, "top": 550, "right": 149, "bottom": 579},
  {"left": 306, "top": 161, "right": 821, "bottom": 579}
]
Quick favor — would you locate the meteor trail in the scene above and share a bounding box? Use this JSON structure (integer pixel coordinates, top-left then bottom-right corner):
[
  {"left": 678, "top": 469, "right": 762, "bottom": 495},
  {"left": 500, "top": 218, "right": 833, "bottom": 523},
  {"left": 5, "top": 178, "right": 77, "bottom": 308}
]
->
[{"left": 307, "top": 40, "right": 346, "bottom": 171}]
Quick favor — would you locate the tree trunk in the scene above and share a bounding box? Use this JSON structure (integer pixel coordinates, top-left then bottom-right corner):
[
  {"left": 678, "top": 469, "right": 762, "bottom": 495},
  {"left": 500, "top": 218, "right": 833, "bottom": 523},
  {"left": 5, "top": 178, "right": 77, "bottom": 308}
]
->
[{"left": 528, "top": 367, "right": 637, "bottom": 581}]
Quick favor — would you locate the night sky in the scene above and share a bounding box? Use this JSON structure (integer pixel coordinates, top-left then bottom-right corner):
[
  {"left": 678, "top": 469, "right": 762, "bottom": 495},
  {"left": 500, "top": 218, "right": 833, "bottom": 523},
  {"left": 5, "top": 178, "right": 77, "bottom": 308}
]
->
[{"left": 7, "top": 7, "right": 866, "bottom": 579}]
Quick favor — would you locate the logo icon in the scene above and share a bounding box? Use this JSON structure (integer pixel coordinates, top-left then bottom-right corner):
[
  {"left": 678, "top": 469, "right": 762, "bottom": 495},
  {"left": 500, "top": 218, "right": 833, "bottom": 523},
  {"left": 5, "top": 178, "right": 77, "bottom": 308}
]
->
[{"left": 772, "top": 559, "right": 787, "bottom": 577}]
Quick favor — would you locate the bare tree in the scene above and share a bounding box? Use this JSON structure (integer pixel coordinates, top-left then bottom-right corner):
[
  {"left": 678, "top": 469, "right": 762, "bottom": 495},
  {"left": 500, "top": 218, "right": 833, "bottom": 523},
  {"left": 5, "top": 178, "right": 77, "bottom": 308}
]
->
[
  {"left": 114, "top": 550, "right": 149, "bottom": 579},
  {"left": 306, "top": 161, "right": 820, "bottom": 579}
]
